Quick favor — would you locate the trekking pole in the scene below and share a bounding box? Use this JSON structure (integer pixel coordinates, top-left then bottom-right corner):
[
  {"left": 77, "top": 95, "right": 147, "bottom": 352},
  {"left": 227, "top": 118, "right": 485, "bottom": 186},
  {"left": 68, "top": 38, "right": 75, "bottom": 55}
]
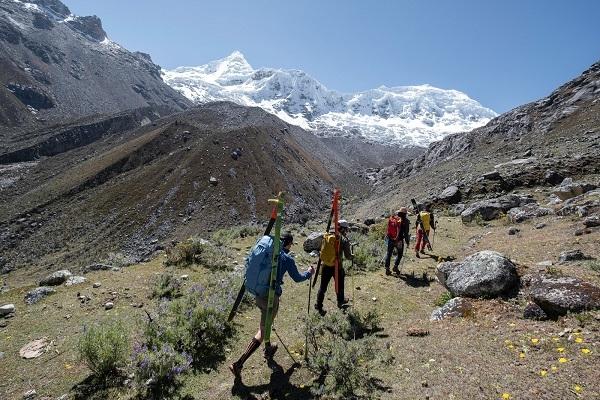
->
[
  {"left": 304, "top": 272, "right": 312, "bottom": 362},
  {"left": 273, "top": 326, "right": 298, "bottom": 365},
  {"left": 351, "top": 244, "right": 355, "bottom": 307}
]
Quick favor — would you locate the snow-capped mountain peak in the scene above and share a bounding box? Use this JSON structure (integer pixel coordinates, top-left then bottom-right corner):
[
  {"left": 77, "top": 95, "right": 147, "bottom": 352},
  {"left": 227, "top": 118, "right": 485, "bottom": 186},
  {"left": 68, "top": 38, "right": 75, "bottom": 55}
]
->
[{"left": 163, "top": 51, "right": 497, "bottom": 146}]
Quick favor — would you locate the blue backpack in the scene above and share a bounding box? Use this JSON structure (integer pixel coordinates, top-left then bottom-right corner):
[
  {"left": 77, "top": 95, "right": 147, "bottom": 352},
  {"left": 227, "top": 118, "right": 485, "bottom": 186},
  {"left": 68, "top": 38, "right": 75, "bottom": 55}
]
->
[{"left": 245, "top": 235, "right": 276, "bottom": 297}]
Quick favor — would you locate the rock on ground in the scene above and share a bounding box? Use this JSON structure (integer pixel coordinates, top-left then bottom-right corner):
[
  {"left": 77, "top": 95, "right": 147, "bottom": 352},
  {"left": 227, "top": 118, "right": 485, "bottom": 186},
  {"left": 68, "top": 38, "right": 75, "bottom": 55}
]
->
[
  {"left": 461, "top": 194, "right": 535, "bottom": 223},
  {"left": 303, "top": 232, "right": 323, "bottom": 253},
  {"left": 523, "top": 301, "right": 548, "bottom": 320},
  {"left": 558, "top": 249, "right": 589, "bottom": 262},
  {"left": 65, "top": 276, "right": 86, "bottom": 286},
  {"left": 430, "top": 297, "right": 473, "bottom": 321},
  {"left": 507, "top": 203, "right": 553, "bottom": 223},
  {"left": 439, "top": 185, "right": 461, "bottom": 204},
  {"left": 20, "top": 338, "right": 49, "bottom": 359},
  {"left": 39, "top": 270, "right": 72, "bottom": 286},
  {"left": 24, "top": 287, "right": 56, "bottom": 305},
  {"left": 553, "top": 178, "right": 597, "bottom": 201},
  {"left": 0, "top": 303, "right": 15, "bottom": 317},
  {"left": 436, "top": 251, "right": 518, "bottom": 298},
  {"left": 528, "top": 275, "right": 600, "bottom": 316},
  {"left": 508, "top": 227, "right": 520, "bottom": 235}
]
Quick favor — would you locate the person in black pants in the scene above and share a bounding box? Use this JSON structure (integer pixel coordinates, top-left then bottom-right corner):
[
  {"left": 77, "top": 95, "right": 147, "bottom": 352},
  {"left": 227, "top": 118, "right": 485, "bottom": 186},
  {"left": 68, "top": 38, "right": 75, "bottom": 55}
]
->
[
  {"left": 384, "top": 207, "right": 410, "bottom": 275},
  {"left": 315, "top": 220, "right": 353, "bottom": 314}
]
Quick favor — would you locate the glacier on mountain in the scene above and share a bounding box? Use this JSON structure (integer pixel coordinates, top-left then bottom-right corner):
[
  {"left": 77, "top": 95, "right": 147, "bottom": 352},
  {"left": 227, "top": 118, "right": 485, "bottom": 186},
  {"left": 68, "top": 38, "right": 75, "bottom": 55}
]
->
[{"left": 163, "top": 51, "right": 497, "bottom": 146}]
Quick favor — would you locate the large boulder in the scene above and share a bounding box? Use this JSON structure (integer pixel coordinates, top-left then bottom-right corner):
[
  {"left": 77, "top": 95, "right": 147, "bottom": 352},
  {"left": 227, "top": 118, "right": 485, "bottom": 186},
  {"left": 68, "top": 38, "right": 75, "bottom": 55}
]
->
[
  {"left": 553, "top": 178, "right": 597, "bottom": 201},
  {"left": 439, "top": 186, "right": 461, "bottom": 204},
  {"left": 303, "top": 232, "right": 324, "bottom": 253},
  {"left": 461, "top": 194, "right": 536, "bottom": 223},
  {"left": 39, "top": 270, "right": 72, "bottom": 286},
  {"left": 430, "top": 297, "right": 473, "bottom": 321},
  {"left": 507, "top": 203, "right": 553, "bottom": 223},
  {"left": 528, "top": 275, "right": 600, "bottom": 316},
  {"left": 436, "top": 251, "right": 518, "bottom": 298},
  {"left": 24, "top": 287, "right": 56, "bottom": 305}
]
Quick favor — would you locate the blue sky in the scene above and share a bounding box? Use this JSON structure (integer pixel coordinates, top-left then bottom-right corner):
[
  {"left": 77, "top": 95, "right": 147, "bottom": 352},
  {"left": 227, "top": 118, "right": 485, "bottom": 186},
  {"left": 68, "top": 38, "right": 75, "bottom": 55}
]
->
[{"left": 63, "top": 0, "right": 600, "bottom": 113}]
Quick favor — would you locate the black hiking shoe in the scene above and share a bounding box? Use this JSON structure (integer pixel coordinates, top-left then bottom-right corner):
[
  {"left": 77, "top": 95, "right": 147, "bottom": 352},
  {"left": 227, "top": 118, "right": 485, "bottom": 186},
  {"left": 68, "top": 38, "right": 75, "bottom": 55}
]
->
[
  {"left": 415, "top": 252, "right": 420, "bottom": 258},
  {"left": 385, "top": 269, "right": 391, "bottom": 276},
  {"left": 420, "top": 249, "right": 426, "bottom": 254},
  {"left": 229, "top": 362, "right": 242, "bottom": 379},
  {"left": 314, "top": 304, "right": 326, "bottom": 316},
  {"left": 264, "top": 343, "right": 278, "bottom": 360},
  {"left": 392, "top": 267, "right": 400, "bottom": 274},
  {"left": 338, "top": 298, "right": 350, "bottom": 309}
]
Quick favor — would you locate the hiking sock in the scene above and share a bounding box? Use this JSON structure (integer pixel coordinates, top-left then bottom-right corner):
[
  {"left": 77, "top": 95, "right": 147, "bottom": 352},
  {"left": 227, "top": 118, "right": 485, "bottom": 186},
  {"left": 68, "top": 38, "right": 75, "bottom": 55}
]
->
[{"left": 236, "top": 338, "right": 261, "bottom": 367}]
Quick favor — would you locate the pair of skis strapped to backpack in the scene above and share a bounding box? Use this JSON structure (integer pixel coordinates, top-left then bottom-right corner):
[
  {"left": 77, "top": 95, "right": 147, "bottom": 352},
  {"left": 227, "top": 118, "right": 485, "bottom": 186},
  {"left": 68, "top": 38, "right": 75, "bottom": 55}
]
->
[
  {"left": 312, "top": 188, "right": 341, "bottom": 296},
  {"left": 227, "top": 194, "right": 281, "bottom": 322},
  {"left": 263, "top": 193, "right": 284, "bottom": 346},
  {"left": 411, "top": 198, "right": 433, "bottom": 251}
]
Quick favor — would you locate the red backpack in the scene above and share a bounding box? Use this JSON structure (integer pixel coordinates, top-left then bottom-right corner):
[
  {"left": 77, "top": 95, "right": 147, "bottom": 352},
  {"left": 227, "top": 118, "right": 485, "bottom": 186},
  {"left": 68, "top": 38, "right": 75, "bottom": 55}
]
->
[{"left": 387, "top": 216, "right": 401, "bottom": 240}]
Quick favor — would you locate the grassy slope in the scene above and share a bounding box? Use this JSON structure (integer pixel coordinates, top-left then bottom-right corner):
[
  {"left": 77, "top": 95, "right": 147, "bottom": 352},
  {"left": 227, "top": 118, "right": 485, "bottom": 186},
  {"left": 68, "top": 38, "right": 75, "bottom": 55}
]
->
[{"left": 1, "top": 215, "right": 599, "bottom": 400}]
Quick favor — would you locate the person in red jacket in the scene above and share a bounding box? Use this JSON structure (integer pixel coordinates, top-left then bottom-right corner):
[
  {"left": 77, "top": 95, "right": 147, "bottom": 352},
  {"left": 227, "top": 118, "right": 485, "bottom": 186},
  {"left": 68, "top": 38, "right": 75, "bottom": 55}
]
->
[{"left": 384, "top": 208, "right": 410, "bottom": 275}]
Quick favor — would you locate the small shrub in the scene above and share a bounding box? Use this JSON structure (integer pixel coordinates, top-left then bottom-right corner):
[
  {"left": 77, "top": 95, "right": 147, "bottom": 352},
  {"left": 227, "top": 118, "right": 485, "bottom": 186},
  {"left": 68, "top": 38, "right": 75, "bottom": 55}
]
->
[
  {"left": 133, "top": 342, "right": 192, "bottom": 399},
  {"left": 305, "top": 309, "right": 383, "bottom": 398},
  {"left": 346, "top": 309, "right": 381, "bottom": 339},
  {"left": 152, "top": 272, "right": 182, "bottom": 300},
  {"left": 545, "top": 266, "right": 563, "bottom": 277},
  {"left": 434, "top": 291, "right": 454, "bottom": 307},
  {"left": 585, "top": 260, "right": 600, "bottom": 273},
  {"left": 498, "top": 212, "right": 512, "bottom": 226},
  {"left": 145, "top": 279, "right": 237, "bottom": 371},
  {"left": 473, "top": 213, "right": 486, "bottom": 227},
  {"left": 165, "top": 237, "right": 232, "bottom": 269},
  {"left": 78, "top": 320, "right": 130, "bottom": 381},
  {"left": 348, "top": 231, "right": 386, "bottom": 272},
  {"left": 574, "top": 312, "right": 593, "bottom": 328}
]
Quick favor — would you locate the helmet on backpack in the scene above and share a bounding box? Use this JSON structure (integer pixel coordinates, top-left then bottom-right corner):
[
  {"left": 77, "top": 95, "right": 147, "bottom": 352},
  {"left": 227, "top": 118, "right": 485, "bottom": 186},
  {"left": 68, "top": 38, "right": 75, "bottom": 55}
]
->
[{"left": 338, "top": 220, "right": 349, "bottom": 229}]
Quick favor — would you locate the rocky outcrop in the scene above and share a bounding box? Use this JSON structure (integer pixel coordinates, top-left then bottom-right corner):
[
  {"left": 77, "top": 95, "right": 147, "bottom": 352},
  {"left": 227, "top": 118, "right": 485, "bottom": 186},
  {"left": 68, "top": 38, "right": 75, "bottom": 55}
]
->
[
  {"left": 66, "top": 16, "right": 107, "bottom": 41},
  {"left": 430, "top": 297, "right": 473, "bottom": 321},
  {"left": 436, "top": 251, "right": 518, "bottom": 298},
  {"left": 507, "top": 203, "right": 553, "bottom": 223},
  {"left": 439, "top": 185, "right": 461, "bottom": 204},
  {"left": 527, "top": 275, "right": 600, "bottom": 316},
  {"left": 461, "top": 194, "right": 536, "bottom": 223},
  {"left": 303, "top": 232, "right": 324, "bottom": 253},
  {"left": 39, "top": 270, "right": 72, "bottom": 286},
  {"left": 553, "top": 178, "right": 597, "bottom": 201},
  {"left": 24, "top": 287, "right": 56, "bottom": 304}
]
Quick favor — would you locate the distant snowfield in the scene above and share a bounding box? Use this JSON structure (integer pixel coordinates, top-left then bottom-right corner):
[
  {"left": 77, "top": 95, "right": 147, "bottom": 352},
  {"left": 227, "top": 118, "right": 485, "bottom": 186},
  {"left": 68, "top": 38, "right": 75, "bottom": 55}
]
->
[{"left": 163, "top": 51, "right": 497, "bottom": 146}]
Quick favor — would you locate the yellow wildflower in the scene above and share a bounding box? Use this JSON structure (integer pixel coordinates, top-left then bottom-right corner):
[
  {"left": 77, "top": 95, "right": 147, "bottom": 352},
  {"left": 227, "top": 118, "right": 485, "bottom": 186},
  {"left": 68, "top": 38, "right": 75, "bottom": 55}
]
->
[
  {"left": 573, "top": 385, "right": 582, "bottom": 393},
  {"left": 502, "top": 393, "right": 511, "bottom": 400},
  {"left": 504, "top": 339, "right": 512, "bottom": 345},
  {"left": 558, "top": 357, "right": 568, "bottom": 363},
  {"left": 531, "top": 338, "right": 540, "bottom": 345},
  {"left": 581, "top": 348, "right": 591, "bottom": 355},
  {"left": 552, "top": 337, "right": 560, "bottom": 342},
  {"left": 508, "top": 344, "right": 514, "bottom": 350},
  {"left": 551, "top": 365, "right": 558, "bottom": 372},
  {"left": 556, "top": 347, "right": 565, "bottom": 353},
  {"left": 519, "top": 352, "right": 526, "bottom": 359},
  {"left": 575, "top": 337, "right": 583, "bottom": 343},
  {"left": 540, "top": 369, "right": 548, "bottom": 377}
]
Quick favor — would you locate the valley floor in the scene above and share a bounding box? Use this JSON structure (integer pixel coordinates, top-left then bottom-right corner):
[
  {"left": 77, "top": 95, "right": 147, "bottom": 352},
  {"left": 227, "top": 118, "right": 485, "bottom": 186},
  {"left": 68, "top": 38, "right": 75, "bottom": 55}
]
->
[{"left": 1, "top": 215, "right": 599, "bottom": 400}]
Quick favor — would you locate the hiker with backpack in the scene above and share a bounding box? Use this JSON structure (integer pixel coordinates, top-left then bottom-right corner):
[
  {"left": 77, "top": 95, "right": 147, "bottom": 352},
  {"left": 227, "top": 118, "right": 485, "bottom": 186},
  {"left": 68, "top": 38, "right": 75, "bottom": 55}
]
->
[
  {"left": 384, "top": 208, "right": 411, "bottom": 275},
  {"left": 229, "top": 231, "right": 314, "bottom": 379},
  {"left": 415, "top": 204, "right": 436, "bottom": 258},
  {"left": 315, "top": 220, "right": 353, "bottom": 315}
]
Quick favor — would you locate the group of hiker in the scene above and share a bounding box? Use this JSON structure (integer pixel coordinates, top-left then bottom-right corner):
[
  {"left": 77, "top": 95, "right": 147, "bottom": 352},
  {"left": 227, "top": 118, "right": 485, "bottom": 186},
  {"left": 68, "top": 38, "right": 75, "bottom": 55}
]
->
[{"left": 229, "top": 194, "right": 436, "bottom": 380}]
